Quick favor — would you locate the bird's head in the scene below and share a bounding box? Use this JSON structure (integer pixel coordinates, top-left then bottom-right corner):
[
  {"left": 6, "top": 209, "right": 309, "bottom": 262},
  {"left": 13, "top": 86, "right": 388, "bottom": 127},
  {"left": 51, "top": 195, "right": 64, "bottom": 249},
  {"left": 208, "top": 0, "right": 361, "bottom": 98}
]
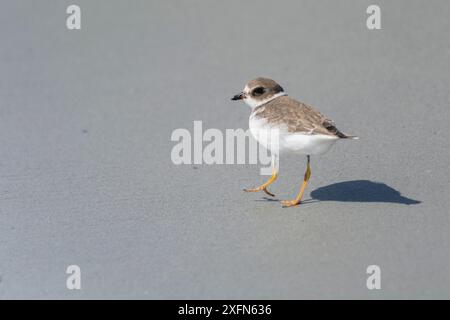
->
[{"left": 231, "top": 77, "right": 286, "bottom": 108}]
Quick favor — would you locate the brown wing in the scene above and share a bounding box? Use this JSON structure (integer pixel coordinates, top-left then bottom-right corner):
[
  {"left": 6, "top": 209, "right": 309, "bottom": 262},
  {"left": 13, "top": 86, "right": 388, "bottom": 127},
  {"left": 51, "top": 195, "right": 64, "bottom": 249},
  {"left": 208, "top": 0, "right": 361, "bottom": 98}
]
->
[{"left": 253, "top": 96, "right": 349, "bottom": 138}]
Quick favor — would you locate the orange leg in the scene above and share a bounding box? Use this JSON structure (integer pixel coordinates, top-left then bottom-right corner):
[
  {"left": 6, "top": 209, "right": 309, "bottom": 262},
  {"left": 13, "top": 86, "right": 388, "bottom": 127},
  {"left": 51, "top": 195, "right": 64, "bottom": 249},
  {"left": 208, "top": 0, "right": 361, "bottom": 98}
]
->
[
  {"left": 244, "top": 166, "right": 278, "bottom": 197},
  {"left": 281, "top": 155, "right": 311, "bottom": 207}
]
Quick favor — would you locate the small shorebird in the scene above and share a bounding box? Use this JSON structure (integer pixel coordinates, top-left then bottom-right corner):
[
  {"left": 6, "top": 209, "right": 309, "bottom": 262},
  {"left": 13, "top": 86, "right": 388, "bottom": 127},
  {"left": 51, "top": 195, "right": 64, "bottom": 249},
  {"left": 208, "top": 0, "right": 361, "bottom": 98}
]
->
[{"left": 231, "top": 77, "right": 358, "bottom": 207}]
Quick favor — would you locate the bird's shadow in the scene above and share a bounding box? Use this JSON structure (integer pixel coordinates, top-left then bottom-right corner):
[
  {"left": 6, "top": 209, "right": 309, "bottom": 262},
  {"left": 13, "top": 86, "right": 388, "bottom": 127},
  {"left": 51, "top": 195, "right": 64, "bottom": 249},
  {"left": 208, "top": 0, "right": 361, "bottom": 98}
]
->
[{"left": 257, "top": 180, "right": 421, "bottom": 205}]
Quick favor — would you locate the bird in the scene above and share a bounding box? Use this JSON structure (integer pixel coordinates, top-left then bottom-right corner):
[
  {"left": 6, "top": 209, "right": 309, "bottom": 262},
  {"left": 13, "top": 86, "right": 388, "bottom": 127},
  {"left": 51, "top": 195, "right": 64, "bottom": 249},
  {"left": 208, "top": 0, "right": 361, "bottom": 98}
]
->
[{"left": 231, "top": 77, "right": 358, "bottom": 207}]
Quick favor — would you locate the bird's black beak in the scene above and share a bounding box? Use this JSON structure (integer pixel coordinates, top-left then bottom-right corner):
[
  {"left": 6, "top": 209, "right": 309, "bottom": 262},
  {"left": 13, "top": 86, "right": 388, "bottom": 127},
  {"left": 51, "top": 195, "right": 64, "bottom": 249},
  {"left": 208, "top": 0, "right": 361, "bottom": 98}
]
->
[{"left": 231, "top": 92, "right": 244, "bottom": 101}]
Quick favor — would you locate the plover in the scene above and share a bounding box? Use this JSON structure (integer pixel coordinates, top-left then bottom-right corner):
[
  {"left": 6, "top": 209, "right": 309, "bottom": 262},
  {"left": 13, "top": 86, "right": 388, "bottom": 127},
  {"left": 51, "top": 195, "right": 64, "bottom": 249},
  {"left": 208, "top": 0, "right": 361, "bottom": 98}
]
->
[{"left": 231, "top": 77, "right": 358, "bottom": 207}]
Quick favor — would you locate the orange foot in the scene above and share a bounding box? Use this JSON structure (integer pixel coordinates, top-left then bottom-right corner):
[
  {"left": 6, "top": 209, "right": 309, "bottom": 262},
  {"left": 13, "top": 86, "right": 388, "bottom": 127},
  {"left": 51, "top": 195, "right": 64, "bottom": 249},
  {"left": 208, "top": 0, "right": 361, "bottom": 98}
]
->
[
  {"left": 243, "top": 187, "right": 275, "bottom": 197},
  {"left": 280, "top": 199, "right": 301, "bottom": 207}
]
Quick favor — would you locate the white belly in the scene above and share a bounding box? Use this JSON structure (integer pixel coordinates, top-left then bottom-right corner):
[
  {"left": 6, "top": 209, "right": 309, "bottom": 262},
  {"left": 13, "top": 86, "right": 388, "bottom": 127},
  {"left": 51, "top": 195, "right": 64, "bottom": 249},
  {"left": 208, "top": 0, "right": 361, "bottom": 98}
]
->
[
  {"left": 281, "top": 133, "right": 338, "bottom": 155},
  {"left": 249, "top": 116, "right": 338, "bottom": 155}
]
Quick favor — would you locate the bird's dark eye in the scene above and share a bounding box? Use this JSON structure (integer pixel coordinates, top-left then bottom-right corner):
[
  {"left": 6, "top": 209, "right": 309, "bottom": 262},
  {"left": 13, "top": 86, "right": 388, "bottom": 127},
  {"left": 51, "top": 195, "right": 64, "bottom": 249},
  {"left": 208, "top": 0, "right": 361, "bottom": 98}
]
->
[{"left": 252, "top": 87, "right": 265, "bottom": 96}]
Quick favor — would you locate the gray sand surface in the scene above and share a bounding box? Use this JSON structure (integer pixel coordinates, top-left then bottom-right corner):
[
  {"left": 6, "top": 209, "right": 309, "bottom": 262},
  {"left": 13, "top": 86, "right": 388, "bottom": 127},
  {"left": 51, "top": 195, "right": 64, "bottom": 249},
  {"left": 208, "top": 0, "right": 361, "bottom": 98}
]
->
[{"left": 0, "top": 1, "right": 449, "bottom": 298}]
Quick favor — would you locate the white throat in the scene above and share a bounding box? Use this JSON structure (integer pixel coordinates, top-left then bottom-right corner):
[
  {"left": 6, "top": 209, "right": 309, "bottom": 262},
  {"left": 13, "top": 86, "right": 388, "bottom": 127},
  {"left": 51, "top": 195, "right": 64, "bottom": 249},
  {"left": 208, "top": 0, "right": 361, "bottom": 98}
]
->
[{"left": 244, "top": 92, "right": 287, "bottom": 109}]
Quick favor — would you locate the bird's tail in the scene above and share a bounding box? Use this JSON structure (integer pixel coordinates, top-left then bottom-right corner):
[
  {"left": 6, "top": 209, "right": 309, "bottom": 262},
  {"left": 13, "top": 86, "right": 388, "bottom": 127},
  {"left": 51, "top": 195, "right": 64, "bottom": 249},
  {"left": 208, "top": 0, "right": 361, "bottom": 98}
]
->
[{"left": 342, "top": 135, "right": 359, "bottom": 140}]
